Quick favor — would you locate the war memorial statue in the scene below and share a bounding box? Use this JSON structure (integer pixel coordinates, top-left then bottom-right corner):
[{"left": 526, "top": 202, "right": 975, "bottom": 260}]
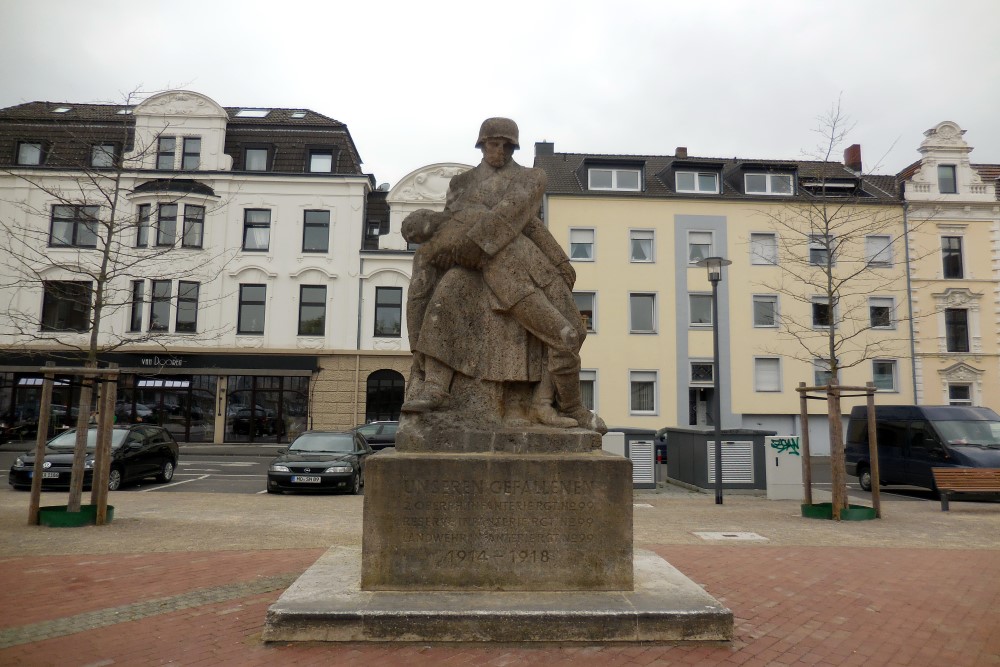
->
[{"left": 263, "top": 119, "right": 732, "bottom": 643}]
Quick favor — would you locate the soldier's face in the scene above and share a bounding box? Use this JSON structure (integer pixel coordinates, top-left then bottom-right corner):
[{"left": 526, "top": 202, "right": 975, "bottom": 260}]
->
[{"left": 482, "top": 138, "right": 513, "bottom": 168}]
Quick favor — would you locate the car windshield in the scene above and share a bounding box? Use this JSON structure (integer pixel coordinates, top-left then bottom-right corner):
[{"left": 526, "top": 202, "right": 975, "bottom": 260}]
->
[
  {"left": 47, "top": 429, "right": 129, "bottom": 451},
  {"left": 935, "top": 420, "right": 1000, "bottom": 447},
  {"left": 289, "top": 433, "right": 355, "bottom": 453}
]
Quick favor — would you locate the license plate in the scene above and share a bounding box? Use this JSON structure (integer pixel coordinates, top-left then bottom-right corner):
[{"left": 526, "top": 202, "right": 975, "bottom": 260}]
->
[
  {"left": 292, "top": 475, "right": 321, "bottom": 483},
  {"left": 30, "top": 471, "right": 60, "bottom": 479}
]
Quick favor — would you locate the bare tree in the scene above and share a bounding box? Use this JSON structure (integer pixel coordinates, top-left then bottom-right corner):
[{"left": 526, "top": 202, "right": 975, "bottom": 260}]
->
[
  {"left": 750, "top": 100, "right": 930, "bottom": 517},
  {"left": 0, "top": 88, "right": 236, "bottom": 511}
]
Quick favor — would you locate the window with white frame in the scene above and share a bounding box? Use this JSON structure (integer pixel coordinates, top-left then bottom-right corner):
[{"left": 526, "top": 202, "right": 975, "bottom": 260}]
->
[
  {"left": 809, "top": 234, "right": 833, "bottom": 265},
  {"left": 689, "top": 293, "right": 713, "bottom": 326},
  {"left": 588, "top": 167, "right": 641, "bottom": 191},
  {"left": 948, "top": 384, "right": 972, "bottom": 406},
  {"left": 750, "top": 232, "right": 778, "bottom": 265},
  {"left": 580, "top": 370, "right": 597, "bottom": 411},
  {"left": 869, "top": 297, "right": 894, "bottom": 329},
  {"left": 690, "top": 361, "right": 714, "bottom": 384},
  {"left": 866, "top": 235, "right": 892, "bottom": 266},
  {"left": 569, "top": 228, "right": 594, "bottom": 261},
  {"left": 630, "top": 229, "right": 654, "bottom": 262},
  {"left": 753, "top": 294, "right": 778, "bottom": 327},
  {"left": 629, "top": 293, "right": 656, "bottom": 333},
  {"left": 573, "top": 291, "right": 596, "bottom": 332},
  {"left": 813, "top": 359, "right": 835, "bottom": 387},
  {"left": 688, "top": 231, "right": 713, "bottom": 263},
  {"left": 745, "top": 172, "right": 794, "bottom": 195},
  {"left": 872, "top": 359, "right": 897, "bottom": 391},
  {"left": 811, "top": 297, "right": 833, "bottom": 328},
  {"left": 675, "top": 171, "right": 719, "bottom": 194},
  {"left": 754, "top": 357, "right": 781, "bottom": 391},
  {"left": 629, "top": 371, "right": 657, "bottom": 414}
]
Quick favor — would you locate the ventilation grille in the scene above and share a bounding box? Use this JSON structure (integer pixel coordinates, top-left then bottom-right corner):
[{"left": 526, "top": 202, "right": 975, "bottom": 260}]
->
[{"left": 706, "top": 440, "right": 754, "bottom": 483}]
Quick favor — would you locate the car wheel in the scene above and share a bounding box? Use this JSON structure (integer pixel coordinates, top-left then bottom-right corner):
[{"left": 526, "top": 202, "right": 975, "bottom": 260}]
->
[
  {"left": 858, "top": 465, "right": 872, "bottom": 492},
  {"left": 108, "top": 467, "right": 123, "bottom": 491},
  {"left": 156, "top": 459, "right": 175, "bottom": 483},
  {"left": 350, "top": 473, "right": 360, "bottom": 495}
]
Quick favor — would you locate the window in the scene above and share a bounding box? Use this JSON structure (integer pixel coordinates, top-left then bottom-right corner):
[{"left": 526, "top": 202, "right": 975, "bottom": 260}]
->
[
  {"left": 588, "top": 167, "right": 641, "bottom": 191},
  {"left": 945, "top": 308, "right": 969, "bottom": 352},
  {"left": 149, "top": 280, "right": 171, "bottom": 332},
  {"left": 303, "top": 210, "right": 330, "bottom": 252},
  {"left": 866, "top": 235, "right": 892, "bottom": 266},
  {"left": 629, "top": 371, "right": 657, "bottom": 414},
  {"left": 942, "top": 236, "right": 964, "bottom": 279},
  {"left": 688, "top": 231, "right": 713, "bottom": 263},
  {"left": 809, "top": 234, "right": 832, "bottom": 265},
  {"left": 136, "top": 204, "right": 151, "bottom": 248},
  {"left": 630, "top": 229, "right": 654, "bottom": 262},
  {"left": 573, "top": 292, "right": 596, "bottom": 332},
  {"left": 938, "top": 165, "right": 957, "bottom": 194},
  {"left": 182, "top": 137, "right": 201, "bottom": 170},
  {"left": 91, "top": 143, "right": 116, "bottom": 168},
  {"left": 298, "top": 285, "right": 327, "bottom": 336},
  {"left": 157, "top": 137, "right": 175, "bottom": 170},
  {"left": 235, "top": 108, "right": 271, "bottom": 118},
  {"left": 157, "top": 204, "right": 177, "bottom": 246},
  {"left": 675, "top": 171, "right": 719, "bottom": 194},
  {"left": 869, "top": 297, "right": 894, "bottom": 329},
  {"left": 244, "top": 147, "right": 270, "bottom": 171},
  {"left": 243, "top": 209, "right": 271, "bottom": 251},
  {"left": 41, "top": 281, "right": 92, "bottom": 332},
  {"left": 750, "top": 232, "right": 778, "bottom": 265},
  {"left": 175, "top": 281, "right": 199, "bottom": 333},
  {"left": 290, "top": 111, "right": 307, "bottom": 119},
  {"left": 580, "top": 370, "right": 597, "bottom": 411},
  {"left": 308, "top": 149, "right": 334, "bottom": 173},
  {"left": 753, "top": 295, "right": 777, "bottom": 327},
  {"left": 374, "top": 287, "right": 402, "bottom": 337},
  {"left": 569, "top": 228, "right": 594, "bottom": 261},
  {"left": 182, "top": 205, "right": 204, "bottom": 248},
  {"left": 16, "top": 141, "right": 43, "bottom": 165},
  {"left": 49, "top": 205, "right": 98, "bottom": 248},
  {"left": 690, "top": 362, "right": 714, "bottom": 384},
  {"left": 129, "top": 280, "right": 144, "bottom": 332},
  {"left": 689, "top": 293, "right": 713, "bottom": 326},
  {"left": 629, "top": 293, "right": 656, "bottom": 333},
  {"left": 813, "top": 359, "right": 834, "bottom": 387},
  {"left": 812, "top": 297, "right": 833, "bottom": 328},
  {"left": 948, "top": 384, "right": 972, "bottom": 406},
  {"left": 238, "top": 284, "right": 266, "bottom": 334},
  {"left": 872, "top": 359, "right": 897, "bottom": 391},
  {"left": 754, "top": 357, "right": 781, "bottom": 391},
  {"left": 745, "top": 173, "right": 793, "bottom": 195}
]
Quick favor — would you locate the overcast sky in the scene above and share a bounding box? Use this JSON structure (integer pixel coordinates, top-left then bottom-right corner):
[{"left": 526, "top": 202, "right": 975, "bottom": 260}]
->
[{"left": 2, "top": 0, "right": 999, "bottom": 186}]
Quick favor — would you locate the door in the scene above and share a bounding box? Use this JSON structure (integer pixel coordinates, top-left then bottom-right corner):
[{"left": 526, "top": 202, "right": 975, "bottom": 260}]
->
[
  {"left": 874, "top": 419, "right": 907, "bottom": 485},
  {"left": 905, "top": 421, "right": 949, "bottom": 489}
]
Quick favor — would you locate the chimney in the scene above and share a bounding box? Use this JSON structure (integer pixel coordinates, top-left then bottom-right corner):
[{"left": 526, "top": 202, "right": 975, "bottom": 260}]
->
[
  {"left": 844, "top": 144, "right": 862, "bottom": 173},
  {"left": 535, "top": 141, "right": 554, "bottom": 157},
  {"left": 675, "top": 146, "right": 688, "bottom": 158}
]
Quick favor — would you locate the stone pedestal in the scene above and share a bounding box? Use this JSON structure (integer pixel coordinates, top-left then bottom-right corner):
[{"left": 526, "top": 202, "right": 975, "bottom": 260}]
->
[{"left": 362, "top": 449, "right": 633, "bottom": 591}]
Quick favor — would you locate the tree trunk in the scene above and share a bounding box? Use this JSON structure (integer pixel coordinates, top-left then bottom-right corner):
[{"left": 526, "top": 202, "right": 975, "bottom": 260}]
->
[
  {"left": 66, "top": 377, "right": 94, "bottom": 512},
  {"left": 827, "top": 381, "right": 847, "bottom": 519}
]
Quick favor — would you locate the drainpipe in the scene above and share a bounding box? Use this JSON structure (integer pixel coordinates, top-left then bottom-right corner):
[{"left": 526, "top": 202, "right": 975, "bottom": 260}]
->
[
  {"left": 356, "top": 256, "right": 365, "bottom": 349},
  {"left": 902, "top": 202, "right": 919, "bottom": 403},
  {"left": 355, "top": 256, "right": 365, "bottom": 427}
]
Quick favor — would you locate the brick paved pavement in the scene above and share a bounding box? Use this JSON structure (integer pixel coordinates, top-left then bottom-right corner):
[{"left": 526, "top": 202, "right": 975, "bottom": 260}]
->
[{"left": 0, "top": 490, "right": 998, "bottom": 666}]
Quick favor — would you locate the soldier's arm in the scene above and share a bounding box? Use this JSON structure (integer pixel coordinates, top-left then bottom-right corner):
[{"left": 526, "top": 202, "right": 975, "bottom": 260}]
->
[{"left": 465, "top": 168, "right": 546, "bottom": 256}]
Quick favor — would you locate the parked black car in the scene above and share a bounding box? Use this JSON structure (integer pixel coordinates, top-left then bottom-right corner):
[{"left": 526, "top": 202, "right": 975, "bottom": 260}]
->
[
  {"left": 266, "top": 430, "right": 372, "bottom": 494},
  {"left": 352, "top": 421, "right": 398, "bottom": 451},
  {"left": 8, "top": 425, "right": 180, "bottom": 491}
]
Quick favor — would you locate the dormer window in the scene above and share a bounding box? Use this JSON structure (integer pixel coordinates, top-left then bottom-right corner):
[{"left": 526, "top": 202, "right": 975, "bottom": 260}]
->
[
  {"left": 91, "top": 143, "right": 116, "bottom": 168},
  {"left": 676, "top": 171, "right": 719, "bottom": 194},
  {"left": 588, "top": 167, "right": 641, "bottom": 191},
  {"left": 938, "top": 165, "right": 957, "bottom": 194},
  {"left": 308, "top": 148, "right": 334, "bottom": 173},
  {"left": 16, "top": 141, "right": 44, "bottom": 165},
  {"left": 243, "top": 146, "right": 272, "bottom": 171},
  {"left": 745, "top": 173, "right": 794, "bottom": 195}
]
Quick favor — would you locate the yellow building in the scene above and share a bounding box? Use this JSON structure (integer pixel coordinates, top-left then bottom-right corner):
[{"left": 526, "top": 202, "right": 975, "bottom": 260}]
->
[
  {"left": 899, "top": 121, "right": 1000, "bottom": 409},
  {"left": 535, "top": 143, "right": 911, "bottom": 454}
]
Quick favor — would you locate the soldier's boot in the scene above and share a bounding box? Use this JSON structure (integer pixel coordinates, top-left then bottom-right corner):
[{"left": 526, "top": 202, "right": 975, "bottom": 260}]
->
[{"left": 551, "top": 371, "right": 608, "bottom": 434}]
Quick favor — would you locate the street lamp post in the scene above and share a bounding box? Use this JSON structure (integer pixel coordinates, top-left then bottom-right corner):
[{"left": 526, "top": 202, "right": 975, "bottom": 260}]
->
[{"left": 697, "top": 256, "right": 731, "bottom": 505}]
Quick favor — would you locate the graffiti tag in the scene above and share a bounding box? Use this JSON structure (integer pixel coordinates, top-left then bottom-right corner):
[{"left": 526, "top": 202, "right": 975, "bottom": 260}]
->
[{"left": 769, "top": 437, "right": 800, "bottom": 456}]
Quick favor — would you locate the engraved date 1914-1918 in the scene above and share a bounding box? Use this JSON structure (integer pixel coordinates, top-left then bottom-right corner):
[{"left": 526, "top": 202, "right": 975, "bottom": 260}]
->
[{"left": 435, "top": 550, "right": 551, "bottom": 566}]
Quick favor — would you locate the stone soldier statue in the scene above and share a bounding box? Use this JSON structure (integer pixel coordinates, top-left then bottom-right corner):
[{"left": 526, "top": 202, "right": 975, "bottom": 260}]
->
[{"left": 401, "top": 117, "right": 605, "bottom": 433}]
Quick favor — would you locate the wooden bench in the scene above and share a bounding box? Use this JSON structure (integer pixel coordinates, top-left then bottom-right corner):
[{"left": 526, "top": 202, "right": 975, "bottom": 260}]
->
[{"left": 931, "top": 468, "right": 1000, "bottom": 511}]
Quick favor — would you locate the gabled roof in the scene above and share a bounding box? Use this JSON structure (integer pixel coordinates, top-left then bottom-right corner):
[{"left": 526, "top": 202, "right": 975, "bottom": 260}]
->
[{"left": 534, "top": 151, "right": 900, "bottom": 202}]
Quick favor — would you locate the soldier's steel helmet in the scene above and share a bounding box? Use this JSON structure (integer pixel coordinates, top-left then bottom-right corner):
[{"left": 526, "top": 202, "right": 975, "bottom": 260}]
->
[{"left": 475, "top": 117, "right": 520, "bottom": 149}]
